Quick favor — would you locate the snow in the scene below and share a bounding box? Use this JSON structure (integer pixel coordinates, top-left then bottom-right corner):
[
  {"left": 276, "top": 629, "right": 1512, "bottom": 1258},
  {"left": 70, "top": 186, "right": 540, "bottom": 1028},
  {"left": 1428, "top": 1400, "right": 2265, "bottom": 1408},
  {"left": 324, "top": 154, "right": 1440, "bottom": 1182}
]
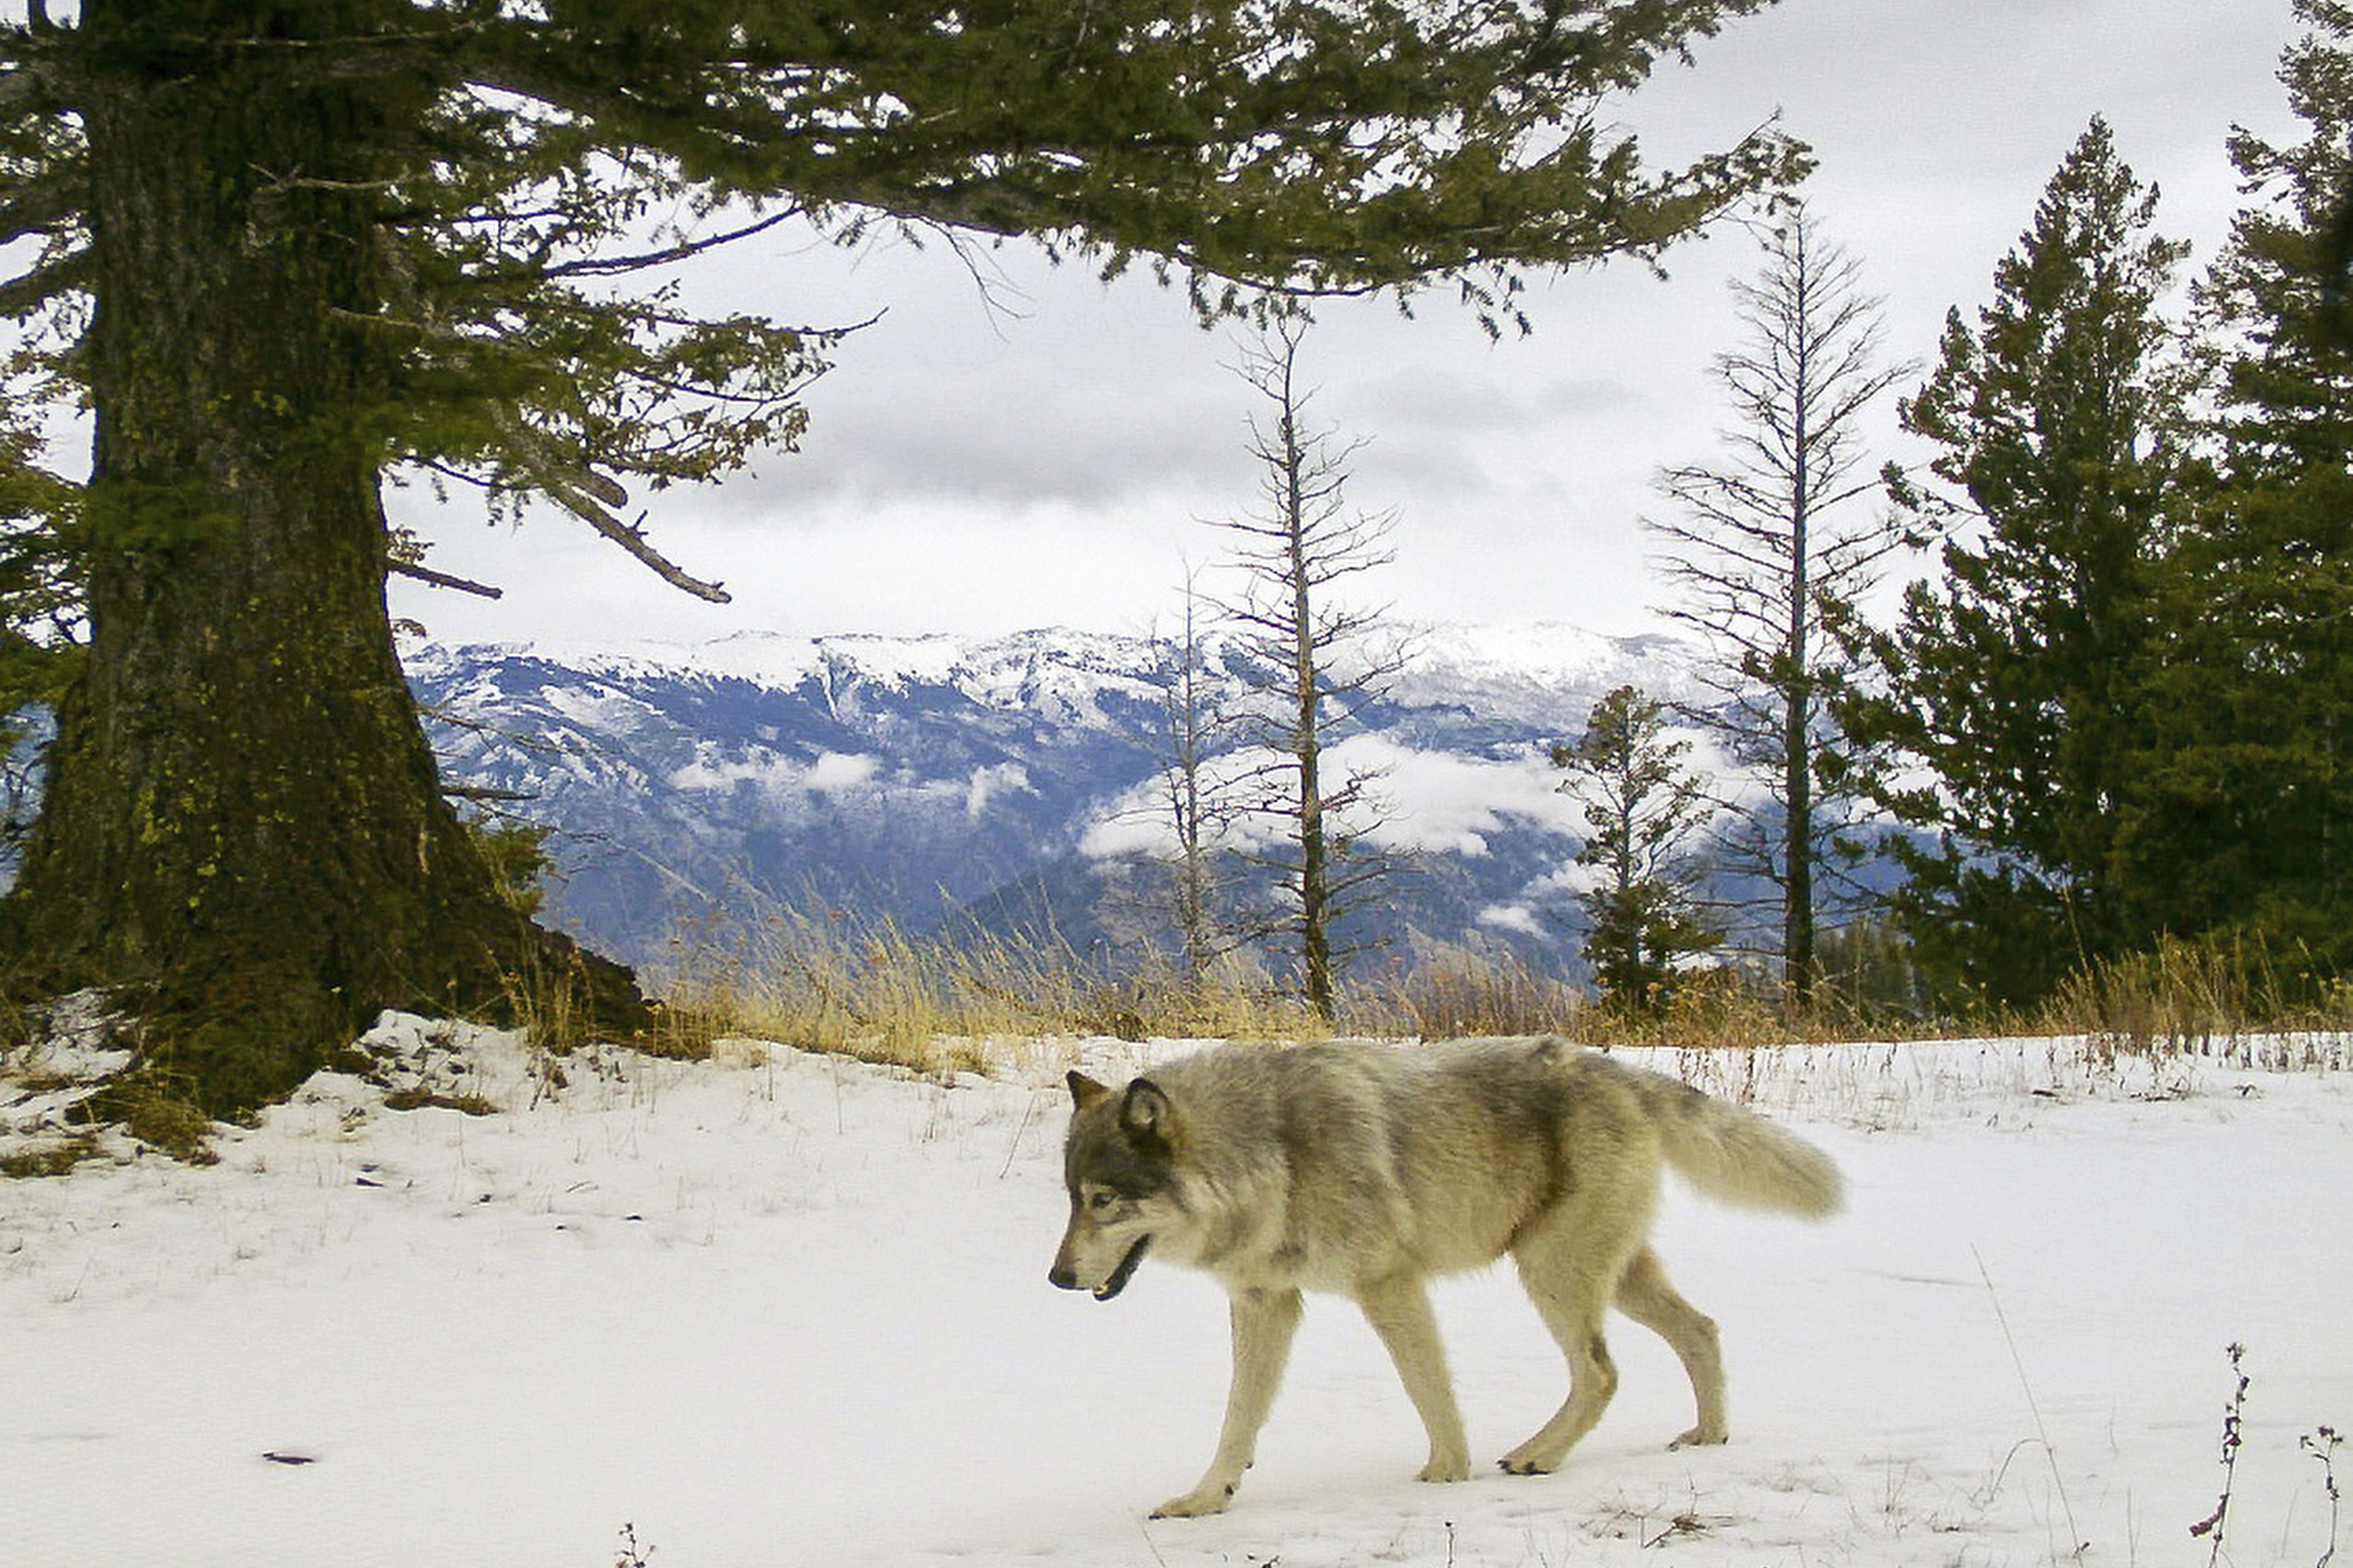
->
[
  {"left": 5, "top": 1021, "right": 2347, "bottom": 1568},
  {"left": 403, "top": 620, "right": 1698, "bottom": 728},
  {"left": 1386, "top": 621, "right": 1705, "bottom": 722}
]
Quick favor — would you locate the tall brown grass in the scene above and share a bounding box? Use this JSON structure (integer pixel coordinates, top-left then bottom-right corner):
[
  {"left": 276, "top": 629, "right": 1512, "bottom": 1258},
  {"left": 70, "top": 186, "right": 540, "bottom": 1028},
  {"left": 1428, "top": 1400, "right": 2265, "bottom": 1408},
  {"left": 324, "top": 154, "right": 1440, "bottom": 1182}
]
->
[
  {"left": 650, "top": 907, "right": 1339, "bottom": 1073},
  {"left": 2031, "top": 933, "right": 2352, "bottom": 1055},
  {"left": 1341, "top": 949, "right": 1585, "bottom": 1038},
  {"left": 636, "top": 903, "right": 2348, "bottom": 1076}
]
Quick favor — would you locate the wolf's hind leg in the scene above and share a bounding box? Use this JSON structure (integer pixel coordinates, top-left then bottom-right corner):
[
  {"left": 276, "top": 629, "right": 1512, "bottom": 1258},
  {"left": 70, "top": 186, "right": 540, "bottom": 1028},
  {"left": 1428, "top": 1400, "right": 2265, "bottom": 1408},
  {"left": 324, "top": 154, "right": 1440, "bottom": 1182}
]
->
[
  {"left": 1356, "top": 1273, "right": 1473, "bottom": 1483},
  {"left": 1615, "top": 1245, "right": 1726, "bottom": 1448},
  {"left": 1500, "top": 1227, "right": 1635, "bottom": 1474},
  {"left": 1153, "top": 1286, "right": 1303, "bottom": 1517}
]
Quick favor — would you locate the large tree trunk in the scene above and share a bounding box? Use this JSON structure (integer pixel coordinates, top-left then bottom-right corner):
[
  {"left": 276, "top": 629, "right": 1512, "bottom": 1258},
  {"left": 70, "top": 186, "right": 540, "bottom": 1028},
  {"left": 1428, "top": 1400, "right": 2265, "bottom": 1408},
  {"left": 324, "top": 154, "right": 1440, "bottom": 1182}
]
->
[{"left": 3, "top": 3, "right": 644, "bottom": 1111}]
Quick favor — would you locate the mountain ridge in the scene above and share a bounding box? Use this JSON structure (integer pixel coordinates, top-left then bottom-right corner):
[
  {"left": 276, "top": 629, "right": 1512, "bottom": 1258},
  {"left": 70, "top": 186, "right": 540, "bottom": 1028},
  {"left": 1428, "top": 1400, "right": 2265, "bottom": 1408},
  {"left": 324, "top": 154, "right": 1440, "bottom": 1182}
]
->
[{"left": 405, "top": 621, "right": 1719, "bottom": 979}]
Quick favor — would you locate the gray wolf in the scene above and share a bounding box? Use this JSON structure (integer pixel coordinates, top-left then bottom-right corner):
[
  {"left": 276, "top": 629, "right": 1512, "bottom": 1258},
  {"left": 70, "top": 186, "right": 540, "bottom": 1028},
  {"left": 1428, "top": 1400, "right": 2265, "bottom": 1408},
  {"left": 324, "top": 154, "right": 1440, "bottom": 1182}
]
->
[{"left": 1047, "top": 1035, "right": 1842, "bottom": 1517}]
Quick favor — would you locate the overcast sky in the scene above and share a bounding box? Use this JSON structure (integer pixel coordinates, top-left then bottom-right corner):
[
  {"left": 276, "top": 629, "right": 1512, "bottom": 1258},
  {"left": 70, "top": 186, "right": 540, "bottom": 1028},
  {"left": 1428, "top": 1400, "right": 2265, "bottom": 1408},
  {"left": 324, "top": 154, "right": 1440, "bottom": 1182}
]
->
[{"left": 376, "top": 1, "right": 2306, "bottom": 651}]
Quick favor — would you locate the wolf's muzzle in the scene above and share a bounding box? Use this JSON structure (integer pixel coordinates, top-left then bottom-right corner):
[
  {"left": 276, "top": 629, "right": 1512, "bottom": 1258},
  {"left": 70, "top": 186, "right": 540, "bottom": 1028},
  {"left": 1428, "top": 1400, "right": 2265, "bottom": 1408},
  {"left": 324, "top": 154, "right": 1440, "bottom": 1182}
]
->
[
  {"left": 1049, "top": 1235, "right": 1151, "bottom": 1300},
  {"left": 1092, "top": 1235, "right": 1151, "bottom": 1301}
]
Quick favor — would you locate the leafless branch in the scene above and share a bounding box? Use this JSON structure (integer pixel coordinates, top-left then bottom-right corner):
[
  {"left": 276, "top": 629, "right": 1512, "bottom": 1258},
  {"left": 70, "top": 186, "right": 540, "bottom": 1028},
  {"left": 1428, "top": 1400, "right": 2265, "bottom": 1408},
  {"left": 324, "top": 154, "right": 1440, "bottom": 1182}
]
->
[
  {"left": 485, "top": 205, "right": 811, "bottom": 284},
  {"left": 389, "top": 558, "right": 504, "bottom": 599},
  {"left": 442, "top": 783, "right": 537, "bottom": 804},
  {"left": 583, "top": 507, "right": 728, "bottom": 603}
]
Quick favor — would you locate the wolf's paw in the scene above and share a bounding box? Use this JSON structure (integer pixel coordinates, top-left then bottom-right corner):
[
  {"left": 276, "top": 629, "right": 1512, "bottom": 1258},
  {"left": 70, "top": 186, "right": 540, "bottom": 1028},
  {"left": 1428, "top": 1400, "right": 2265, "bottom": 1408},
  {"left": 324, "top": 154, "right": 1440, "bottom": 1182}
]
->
[
  {"left": 1150, "top": 1482, "right": 1236, "bottom": 1519},
  {"left": 1668, "top": 1424, "right": 1728, "bottom": 1450},
  {"left": 1497, "top": 1449, "right": 1558, "bottom": 1477},
  {"left": 1417, "top": 1454, "right": 1473, "bottom": 1483}
]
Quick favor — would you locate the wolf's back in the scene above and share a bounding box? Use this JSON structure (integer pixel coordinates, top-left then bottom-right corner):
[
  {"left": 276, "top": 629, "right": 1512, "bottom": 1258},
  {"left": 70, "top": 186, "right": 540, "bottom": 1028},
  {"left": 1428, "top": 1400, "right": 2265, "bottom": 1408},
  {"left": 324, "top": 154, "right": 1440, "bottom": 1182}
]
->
[{"left": 1625, "top": 1066, "right": 1844, "bottom": 1219}]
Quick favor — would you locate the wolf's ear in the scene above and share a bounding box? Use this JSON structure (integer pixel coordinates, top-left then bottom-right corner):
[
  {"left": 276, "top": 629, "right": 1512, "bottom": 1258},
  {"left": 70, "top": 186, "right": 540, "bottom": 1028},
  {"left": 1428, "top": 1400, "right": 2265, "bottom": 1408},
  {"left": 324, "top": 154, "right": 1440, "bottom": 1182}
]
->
[
  {"left": 1067, "top": 1070, "right": 1113, "bottom": 1111},
  {"left": 1119, "top": 1077, "right": 1176, "bottom": 1147}
]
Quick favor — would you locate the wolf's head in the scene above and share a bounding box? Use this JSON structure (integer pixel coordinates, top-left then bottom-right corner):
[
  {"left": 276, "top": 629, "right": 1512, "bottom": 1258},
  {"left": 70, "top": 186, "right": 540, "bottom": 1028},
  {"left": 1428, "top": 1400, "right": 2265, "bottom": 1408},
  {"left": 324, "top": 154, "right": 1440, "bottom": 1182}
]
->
[{"left": 1048, "top": 1069, "right": 1184, "bottom": 1301}]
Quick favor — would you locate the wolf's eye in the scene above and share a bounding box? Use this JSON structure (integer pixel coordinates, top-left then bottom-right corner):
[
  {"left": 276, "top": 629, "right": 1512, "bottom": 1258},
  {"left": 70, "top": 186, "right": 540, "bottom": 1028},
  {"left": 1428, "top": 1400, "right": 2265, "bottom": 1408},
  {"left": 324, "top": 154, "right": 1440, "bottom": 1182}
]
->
[{"left": 1086, "top": 1190, "right": 1117, "bottom": 1214}]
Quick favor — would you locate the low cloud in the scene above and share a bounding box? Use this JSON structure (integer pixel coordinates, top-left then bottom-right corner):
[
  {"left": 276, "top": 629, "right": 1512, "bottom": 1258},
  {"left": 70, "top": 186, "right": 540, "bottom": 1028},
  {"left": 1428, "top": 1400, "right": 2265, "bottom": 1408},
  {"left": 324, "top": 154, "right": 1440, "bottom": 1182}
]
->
[
  {"left": 964, "top": 761, "right": 1035, "bottom": 820},
  {"left": 1328, "top": 736, "right": 1578, "bottom": 858},
  {"left": 1078, "top": 738, "right": 1580, "bottom": 863},
  {"left": 669, "top": 747, "right": 882, "bottom": 798}
]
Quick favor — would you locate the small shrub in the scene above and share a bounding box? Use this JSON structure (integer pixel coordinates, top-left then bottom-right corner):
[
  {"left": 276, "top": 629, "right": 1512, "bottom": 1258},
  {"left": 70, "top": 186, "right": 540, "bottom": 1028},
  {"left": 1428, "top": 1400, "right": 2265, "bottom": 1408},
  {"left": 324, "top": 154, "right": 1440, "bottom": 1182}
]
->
[
  {"left": 2303, "top": 1426, "right": 2342, "bottom": 1568},
  {"left": 2190, "top": 1345, "right": 2344, "bottom": 1568},
  {"left": 464, "top": 815, "right": 555, "bottom": 919},
  {"left": 2190, "top": 1343, "right": 2251, "bottom": 1563},
  {"left": 0, "top": 1134, "right": 100, "bottom": 1179},
  {"left": 381, "top": 1089, "right": 497, "bottom": 1116},
  {"left": 107, "top": 1078, "right": 218, "bottom": 1165},
  {"left": 613, "top": 1523, "right": 655, "bottom": 1568}
]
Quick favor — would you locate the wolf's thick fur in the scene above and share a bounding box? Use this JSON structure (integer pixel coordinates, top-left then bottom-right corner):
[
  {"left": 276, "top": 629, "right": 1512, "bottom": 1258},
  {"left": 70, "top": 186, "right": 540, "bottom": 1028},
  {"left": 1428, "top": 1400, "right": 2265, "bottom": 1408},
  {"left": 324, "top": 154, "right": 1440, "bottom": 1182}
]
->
[{"left": 1047, "top": 1036, "right": 1842, "bottom": 1517}]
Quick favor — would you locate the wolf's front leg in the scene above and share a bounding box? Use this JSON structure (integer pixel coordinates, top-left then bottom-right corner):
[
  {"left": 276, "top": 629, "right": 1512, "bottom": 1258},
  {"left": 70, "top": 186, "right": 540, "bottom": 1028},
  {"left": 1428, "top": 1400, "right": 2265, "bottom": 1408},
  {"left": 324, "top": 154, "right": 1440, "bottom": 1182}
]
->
[
  {"left": 1356, "top": 1273, "right": 1472, "bottom": 1483},
  {"left": 1152, "top": 1286, "right": 1304, "bottom": 1517}
]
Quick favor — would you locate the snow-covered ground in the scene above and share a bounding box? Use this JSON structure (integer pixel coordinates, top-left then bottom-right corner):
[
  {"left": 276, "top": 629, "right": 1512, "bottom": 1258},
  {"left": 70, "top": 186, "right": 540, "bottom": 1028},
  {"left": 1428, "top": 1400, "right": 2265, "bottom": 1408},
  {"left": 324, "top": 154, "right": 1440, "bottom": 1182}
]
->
[{"left": 4, "top": 1021, "right": 2347, "bottom": 1568}]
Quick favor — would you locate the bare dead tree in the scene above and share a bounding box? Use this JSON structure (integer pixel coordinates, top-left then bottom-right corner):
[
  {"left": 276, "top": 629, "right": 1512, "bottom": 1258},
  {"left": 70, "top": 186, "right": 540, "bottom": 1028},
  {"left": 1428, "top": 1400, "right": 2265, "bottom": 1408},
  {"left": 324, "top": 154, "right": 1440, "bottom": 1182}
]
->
[
  {"left": 1648, "top": 201, "right": 1914, "bottom": 1007},
  {"left": 1210, "top": 320, "right": 1408, "bottom": 1021},
  {"left": 1138, "top": 564, "right": 1250, "bottom": 986}
]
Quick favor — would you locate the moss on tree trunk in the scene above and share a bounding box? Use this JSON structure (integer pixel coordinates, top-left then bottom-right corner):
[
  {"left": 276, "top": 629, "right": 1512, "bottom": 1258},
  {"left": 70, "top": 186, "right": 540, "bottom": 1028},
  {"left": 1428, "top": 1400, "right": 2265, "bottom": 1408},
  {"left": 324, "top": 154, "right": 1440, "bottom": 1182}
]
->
[{"left": 0, "top": 2, "right": 645, "bottom": 1111}]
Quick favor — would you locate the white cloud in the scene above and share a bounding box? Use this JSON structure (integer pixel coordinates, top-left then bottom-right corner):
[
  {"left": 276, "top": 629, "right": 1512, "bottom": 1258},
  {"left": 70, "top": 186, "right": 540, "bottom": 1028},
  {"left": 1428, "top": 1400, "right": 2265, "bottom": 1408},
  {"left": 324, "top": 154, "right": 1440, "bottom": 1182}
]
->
[
  {"left": 1077, "top": 738, "right": 1586, "bottom": 867},
  {"left": 1079, "top": 807, "right": 1168, "bottom": 862},
  {"left": 1324, "top": 736, "right": 1578, "bottom": 857},
  {"left": 1477, "top": 903, "right": 1548, "bottom": 939},
  {"left": 667, "top": 749, "right": 786, "bottom": 794},
  {"left": 1076, "top": 753, "right": 1297, "bottom": 863},
  {"left": 804, "top": 751, "right": 882, "bottom": 794},
  {"left": 667, "top": 747, "right": 881, "bottom": 798},
  {"left": 964, "top": 761, "right": 1035, "bottom": 820}
]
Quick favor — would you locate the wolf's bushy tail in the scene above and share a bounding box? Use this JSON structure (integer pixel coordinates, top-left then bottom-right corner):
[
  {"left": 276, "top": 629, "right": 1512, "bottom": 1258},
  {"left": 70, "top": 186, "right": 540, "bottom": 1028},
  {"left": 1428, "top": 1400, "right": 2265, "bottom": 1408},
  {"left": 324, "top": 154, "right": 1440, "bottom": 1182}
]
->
[{"left": 1634, "top": 1071, "right": 1844, "bottom": 1219}]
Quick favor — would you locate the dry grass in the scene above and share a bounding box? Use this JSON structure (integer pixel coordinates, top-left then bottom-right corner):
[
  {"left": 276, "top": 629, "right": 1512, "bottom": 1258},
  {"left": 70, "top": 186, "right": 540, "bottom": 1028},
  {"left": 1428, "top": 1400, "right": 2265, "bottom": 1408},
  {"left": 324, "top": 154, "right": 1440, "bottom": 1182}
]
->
[
  {"left": 650, "top": 908, "right": 1341, "bottom": 1076},
  {"left": 628, "top": 904, "right": 2349, "bottom": 1077},
  {"left": 1341, "top": 950, "right": 1586, "bottom": 1039},
  {"left": 2031, "top": 933, "right": 2353, "bottom": 1053},
  {"left": 643, "top": 919, "right": 1881, "bottom": 1075}
]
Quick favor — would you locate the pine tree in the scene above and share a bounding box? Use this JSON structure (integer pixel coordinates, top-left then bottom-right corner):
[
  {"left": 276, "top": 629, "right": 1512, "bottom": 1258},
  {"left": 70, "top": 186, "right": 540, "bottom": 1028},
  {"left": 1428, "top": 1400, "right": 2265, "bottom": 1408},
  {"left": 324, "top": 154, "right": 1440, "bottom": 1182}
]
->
[
  {"left": 1648, "top": 200, "right": 1909, "bottom": 1006},
  {"left": 0, "top": 367, "right": 74, "bottom": 857},
  {"left": 2143, "top": 1, "right": 2353, "bottom": 970},
  {"left": 0, "top": 0, "right": 1804, "bottom": 1106},
  {"left": 1552, "top": 684, "right": 1720, "bottom": 1014},
  {"left": 1849, "top": 118, "right": 2189, "bottom": 1008}
]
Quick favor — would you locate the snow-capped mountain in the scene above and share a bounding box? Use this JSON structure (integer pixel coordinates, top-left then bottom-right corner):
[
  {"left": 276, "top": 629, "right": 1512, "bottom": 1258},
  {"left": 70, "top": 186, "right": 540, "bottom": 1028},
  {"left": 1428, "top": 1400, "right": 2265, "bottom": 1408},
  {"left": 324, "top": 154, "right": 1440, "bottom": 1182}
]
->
[{"left": 406, "top": 623, "right": 1714, "bottom": 977}]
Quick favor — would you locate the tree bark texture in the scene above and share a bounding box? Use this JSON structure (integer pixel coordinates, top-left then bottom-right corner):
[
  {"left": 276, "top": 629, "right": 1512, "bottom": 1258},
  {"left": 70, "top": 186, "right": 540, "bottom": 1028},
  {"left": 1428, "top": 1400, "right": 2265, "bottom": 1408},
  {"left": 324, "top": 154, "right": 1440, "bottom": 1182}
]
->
[{"left": 5, "top": 3, "right": 643, "bottom": 1108}]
